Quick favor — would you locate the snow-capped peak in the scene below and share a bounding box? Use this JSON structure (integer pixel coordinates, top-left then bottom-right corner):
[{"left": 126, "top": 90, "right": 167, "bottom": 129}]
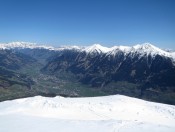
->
[
  {"left": 84, "top": 44, "right": 111, "bottom": 53},
  {"left": 131, "top": 43, "right": 171, "bottom": 57},
  {"left": 133, "top": 43, "right": 155, "bottom": 49},
  {"left": 133, "top": 43, "right": 162, "bottom": 52}
]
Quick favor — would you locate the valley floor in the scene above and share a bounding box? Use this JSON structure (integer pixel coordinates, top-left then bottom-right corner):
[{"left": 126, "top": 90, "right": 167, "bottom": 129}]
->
[{"left": 0, "top": 95, "right": 175, "bottom": 132}]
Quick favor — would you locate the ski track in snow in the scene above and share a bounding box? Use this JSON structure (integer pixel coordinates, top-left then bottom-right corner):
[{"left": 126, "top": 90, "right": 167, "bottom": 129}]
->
[{"left": 0, "top": 95, "right": 175, "bottom": 132}]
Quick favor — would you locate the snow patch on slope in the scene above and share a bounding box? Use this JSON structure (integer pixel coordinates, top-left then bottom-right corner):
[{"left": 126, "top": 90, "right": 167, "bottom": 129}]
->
[
  {"left": 57, "top": 45, "right": 82, "bottom": 51},
  {"left": 171, "top": 52, "right": 175, "bottom": 59},
  {"left": 107, "top": 45, "right": 131, "bottom": 56}
]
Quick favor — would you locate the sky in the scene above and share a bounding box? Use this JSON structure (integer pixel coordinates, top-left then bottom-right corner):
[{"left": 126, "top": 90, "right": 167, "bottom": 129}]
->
[{"left": 0, "top": 0, "right": 175, "bottom": 49}]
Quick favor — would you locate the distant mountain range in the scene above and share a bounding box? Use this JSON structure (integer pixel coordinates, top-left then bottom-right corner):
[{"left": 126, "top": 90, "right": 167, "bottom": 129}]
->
[{"left": 0, "top": 42, "right": 175, "bottom": 104}]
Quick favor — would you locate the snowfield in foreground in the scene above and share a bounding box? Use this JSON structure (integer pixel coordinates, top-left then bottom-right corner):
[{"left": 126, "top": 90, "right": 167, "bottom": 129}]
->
[{"left": 0, "top": 95, "right": 175, "bottom": 132}]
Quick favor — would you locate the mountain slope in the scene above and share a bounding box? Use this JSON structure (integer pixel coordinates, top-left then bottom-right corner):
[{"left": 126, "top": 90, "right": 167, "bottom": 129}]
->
[
  {"left": 42, "top": 43, "right": 175, "bottom": 104},
  {"left": 0, "top": 95, "right": 175, "bottom": 132},
  {"left": 0, "top": 45, "right": 106, "bottom": 102},
  {"left": 0, "top": 49, "right": 36, "bottom": 89},
  {"left": 0, "top": 49, "right": 39, "bottom": 101}
]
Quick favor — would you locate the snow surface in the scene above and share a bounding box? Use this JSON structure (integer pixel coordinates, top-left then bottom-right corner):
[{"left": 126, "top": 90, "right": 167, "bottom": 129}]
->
[{"left": 0, "top": 95, "right": 175, "bottom": 132}]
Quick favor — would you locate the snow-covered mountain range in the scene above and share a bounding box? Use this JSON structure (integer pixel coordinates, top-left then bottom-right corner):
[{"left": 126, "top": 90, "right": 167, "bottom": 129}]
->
[
  {"left": 0, "top": 42, "right": 55, "bottom": 50},
  {"left": 0, "top": 95, "right": 174, "bottom": 132},
  {"left": 0, "top": 42, "right": 175, "bottom": 59}
]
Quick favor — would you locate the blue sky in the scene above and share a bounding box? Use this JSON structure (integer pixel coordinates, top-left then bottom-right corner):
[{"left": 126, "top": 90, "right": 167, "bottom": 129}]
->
[{"left": 0, "top": 0, "right": 175, "bottom": 49}]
